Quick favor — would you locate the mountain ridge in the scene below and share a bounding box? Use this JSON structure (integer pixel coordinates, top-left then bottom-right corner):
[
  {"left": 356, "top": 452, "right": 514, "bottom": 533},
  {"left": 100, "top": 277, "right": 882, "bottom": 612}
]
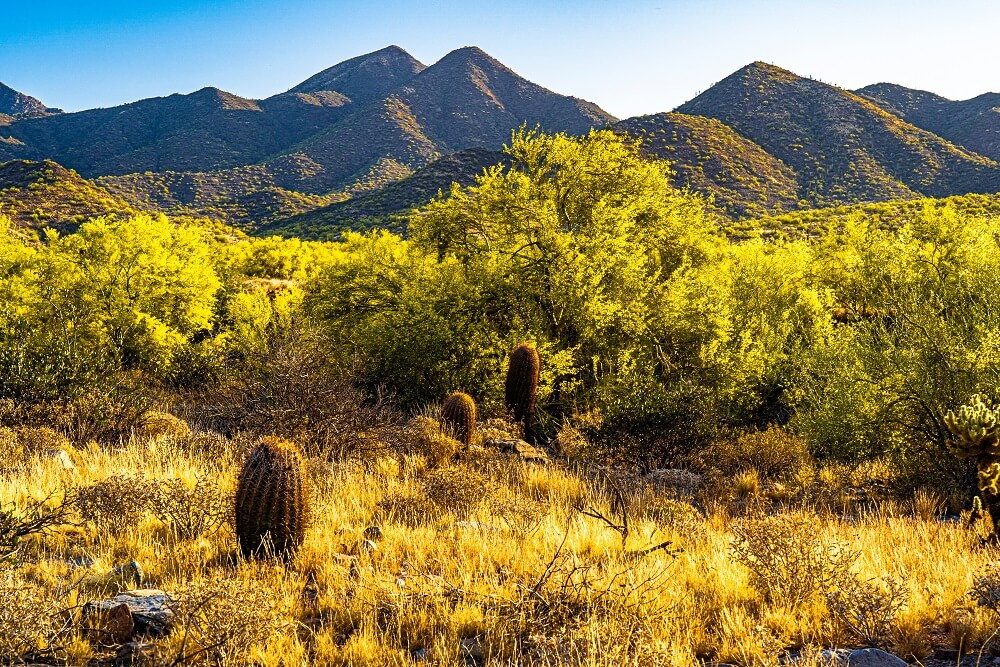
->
[{"left": 3, "top": 53, "right": 1000, "bottom": 236}]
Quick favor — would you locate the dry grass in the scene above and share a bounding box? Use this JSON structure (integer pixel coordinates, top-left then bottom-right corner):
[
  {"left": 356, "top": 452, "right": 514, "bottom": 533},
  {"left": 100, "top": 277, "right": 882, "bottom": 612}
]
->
[{"left": 0, "top": 417, "right": 995, "bottom": 666}]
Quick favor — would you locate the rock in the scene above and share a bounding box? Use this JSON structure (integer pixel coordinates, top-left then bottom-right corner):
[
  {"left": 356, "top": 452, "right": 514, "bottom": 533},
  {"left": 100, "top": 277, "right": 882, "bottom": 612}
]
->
[
  {"left": 847, "top": 649, "right": 907, "bottom": 667},
  {"left": 411, "top": 647, "right": 430, "bottom": 661},
  {"left": 460, "top": 637, "right": 484, "bottom": 660},
  {"left": 933, "top": 648, "right": 960, "bottom": 660},
  {"left": 489, "top": 439, "right": 549, "bottom": 463},
  {"left": 83, "top": 601, "right": 134, "bottom": 644},
  {"left": 68, "top": 556, "right": 96, "bottom": 569},
  {"left": 363, "top": 525, "right": 383, "bottom": 541},
  {"left": 79, "top": 561, "right": 143, "bottom": 595},
  {"left": 83, "top": 590, "right": 174, "bottom": 637},
  {"left": 820, "top": 649, "right": 851, "bottom": 665},
  {"left": 42, "top": 448, "right": 76, "bottom": 472}
]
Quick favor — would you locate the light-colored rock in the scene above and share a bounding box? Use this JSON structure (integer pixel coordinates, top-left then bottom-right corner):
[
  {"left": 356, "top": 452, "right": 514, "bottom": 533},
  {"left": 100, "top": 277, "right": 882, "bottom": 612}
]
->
[
  {"left": 42, "top": 448, "right": 76, "bottom": 472},
  {"left": 79, "top": 561, "right": 143, "bottom": 595},
  {"left": 847, "top": 648, "right": 907, "bottom": 667},
  {"left": 83, "top": 590, "right": 174, "bottom": 637}
]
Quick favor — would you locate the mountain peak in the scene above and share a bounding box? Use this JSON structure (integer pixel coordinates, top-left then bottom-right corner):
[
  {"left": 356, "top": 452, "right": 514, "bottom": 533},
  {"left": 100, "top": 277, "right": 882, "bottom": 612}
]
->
[
  {"left": 735, "top": 61, "right": 802, "bottom": 83},
  {"left": 435, "top": 46, "right": 509, "bottom": 71},
  {"left": 0, "top": 82, "right": 58, "bottom": 117},
  {"left": 288, "top": 46, "right": 426, "bottom": 103}
]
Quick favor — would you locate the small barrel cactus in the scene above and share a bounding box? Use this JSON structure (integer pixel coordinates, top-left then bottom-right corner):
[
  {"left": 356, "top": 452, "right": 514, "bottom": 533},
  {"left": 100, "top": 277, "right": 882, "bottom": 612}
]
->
[
  {"left": 944, "top": 394, "right": 1000, "bottom": 458},
  {"left": 235, "top": 437, "right": 310, "bottom": 558},
  {"left": 441, "top": 392, "right": 477, "bottom": 449},
  {"left": 505, "top": 343, "right": 540, "bottom": 443}
]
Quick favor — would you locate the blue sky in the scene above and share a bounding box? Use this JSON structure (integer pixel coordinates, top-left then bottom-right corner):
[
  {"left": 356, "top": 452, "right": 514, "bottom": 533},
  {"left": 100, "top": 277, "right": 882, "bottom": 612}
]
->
[{"left": 3, "top": 0, "right": 998, "bottom": 118}]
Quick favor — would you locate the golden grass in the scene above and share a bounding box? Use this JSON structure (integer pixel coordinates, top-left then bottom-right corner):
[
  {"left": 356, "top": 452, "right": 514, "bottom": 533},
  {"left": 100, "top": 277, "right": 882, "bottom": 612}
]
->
[{"left": 1, "top": 425, "right": 997, "bottom": 666}]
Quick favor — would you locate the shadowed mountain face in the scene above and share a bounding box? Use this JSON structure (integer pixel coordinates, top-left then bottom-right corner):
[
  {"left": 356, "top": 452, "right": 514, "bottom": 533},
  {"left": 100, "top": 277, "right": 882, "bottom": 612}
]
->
[
  {"left": 677, "top": 62, "right": 999, "bottom": 207},
  {"left": 858, "top": 83, "right": 1000, "bottom": 164},
  {"left": 4, "top": 86, "right": 352, "bottom": 176}
]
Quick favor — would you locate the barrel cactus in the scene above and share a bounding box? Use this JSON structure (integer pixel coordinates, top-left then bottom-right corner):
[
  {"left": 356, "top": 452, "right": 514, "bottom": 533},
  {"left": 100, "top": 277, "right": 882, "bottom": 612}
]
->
[
  {"left": 505, "top": 343, "right": 541, "bottom": 444},
  {"left": 235, "top": 437, "right": 310, "bottom": 558},
  {"left": 441, "top": 392, "right": 477, "bottom": 449}
]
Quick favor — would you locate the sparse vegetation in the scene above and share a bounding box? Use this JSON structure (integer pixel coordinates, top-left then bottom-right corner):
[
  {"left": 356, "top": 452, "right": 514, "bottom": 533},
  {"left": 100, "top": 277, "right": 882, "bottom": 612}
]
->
[{"left": 3, "top": 124, "right": 1000, "bottom": 664}]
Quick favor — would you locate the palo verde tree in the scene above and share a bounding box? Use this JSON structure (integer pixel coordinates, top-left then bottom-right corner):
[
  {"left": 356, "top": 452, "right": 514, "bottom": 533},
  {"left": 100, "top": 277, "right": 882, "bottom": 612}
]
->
[{"left": 405, "top": 127, "right": 722, "bottom": 409}]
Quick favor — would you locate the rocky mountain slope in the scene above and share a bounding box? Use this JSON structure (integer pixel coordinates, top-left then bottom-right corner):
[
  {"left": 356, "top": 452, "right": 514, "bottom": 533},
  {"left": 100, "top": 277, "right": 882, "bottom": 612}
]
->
[
  {"left": 676, "top": 62, "right": 1000, "bottom": 208},
  {"left": 2, "top": 55, "right": 1000, "bottom": 236}
]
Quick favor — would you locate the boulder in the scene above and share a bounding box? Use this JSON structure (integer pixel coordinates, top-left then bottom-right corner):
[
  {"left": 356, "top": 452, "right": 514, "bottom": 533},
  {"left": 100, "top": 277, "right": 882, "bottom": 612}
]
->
[
  {"left": 82, "top": 601, "right": 134, "bottom": 644},
  {"left": 83, "top": 590, "right": 174, "bottom": 637},
  {"left": 847, "top": 649, "right": 908, "bottom": 667}
]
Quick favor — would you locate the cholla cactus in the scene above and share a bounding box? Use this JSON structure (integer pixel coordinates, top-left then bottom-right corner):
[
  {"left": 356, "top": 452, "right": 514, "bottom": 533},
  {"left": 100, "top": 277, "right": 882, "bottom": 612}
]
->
[
  {"left": 980, "top": 463, "right": 1000, "bottom": 497},
  {"left": 944, "top": 394, "right": 1000, "bottom": 459}
]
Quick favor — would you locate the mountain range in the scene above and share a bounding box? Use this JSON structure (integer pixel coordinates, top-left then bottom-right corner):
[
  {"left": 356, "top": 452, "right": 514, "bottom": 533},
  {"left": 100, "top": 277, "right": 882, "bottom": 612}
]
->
[{"left": 1, "top": 48, "right": 998, "bottom": 236}]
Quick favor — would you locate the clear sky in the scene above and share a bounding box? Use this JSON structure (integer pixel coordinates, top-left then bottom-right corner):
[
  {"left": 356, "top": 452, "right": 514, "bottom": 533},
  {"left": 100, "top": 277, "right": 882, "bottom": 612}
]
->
[{"left": 3, "top": 0, "right": 998, "bottom": 119}]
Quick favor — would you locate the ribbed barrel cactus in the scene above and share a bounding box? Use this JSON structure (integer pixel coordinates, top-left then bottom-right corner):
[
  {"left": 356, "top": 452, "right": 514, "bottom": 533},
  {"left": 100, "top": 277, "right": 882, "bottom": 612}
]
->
[
  {"left": 441, "top": 392, "right": 476, "bottom": 449},
  {"left": 505, "top": 343, "right": 540, "bottom": 444},
  {"left": 945, "top": 394, "right": 1000, "bottom": 537},
  {"left": 235, "top": 437, "right": 310, "bottom": 558}
]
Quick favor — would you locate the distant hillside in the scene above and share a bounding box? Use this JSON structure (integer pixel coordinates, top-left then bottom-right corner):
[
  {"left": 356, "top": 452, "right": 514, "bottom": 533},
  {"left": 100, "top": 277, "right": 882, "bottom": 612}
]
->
[
  {"left": 858, "top": 83, "right": 1000, "bottom": 163},
  {"left": 737, "top": 191, "right": 1000, "bottom": 241},
  {"left": 0, "top": 46, "right": 615, "bottom": 232},
  {"left": 4, "top": 86, "right": 352, "bottom": 176},
  {"left": 97, "top": 156, "right": 336, "bottom": 229},
  {"left": 677, "top": 62, "right": 1000, "bottom": 208},
  {"left": 0, "top": 160, "right": 134, "bottom": 230},
  {"left": 5, "top": 54, "right": 1000, "bottom": 236},
  {"left": 615, "top": 112, "right": 799, "bottom": 219},
  {"left": 261, "top": 147, "right": 507, "bottom": 239}
]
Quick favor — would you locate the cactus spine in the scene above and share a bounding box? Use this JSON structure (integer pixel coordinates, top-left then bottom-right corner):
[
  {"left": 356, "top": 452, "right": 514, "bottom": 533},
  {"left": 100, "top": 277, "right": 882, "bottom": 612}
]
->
[
  {"left": 441, "top": 392, "right": 477, "bottom": 449},
  {"left": 235, "top": 437, "right": 310, "bottom": 558},
  {"left": 945, "top": 394, "right": 1000, "bottom": 538},
  {"left": 505, "top": 343, "right": 540, "bottom": 444}
]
